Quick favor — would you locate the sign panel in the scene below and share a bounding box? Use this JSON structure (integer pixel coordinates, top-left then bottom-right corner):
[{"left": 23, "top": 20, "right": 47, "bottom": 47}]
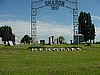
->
[{"left": 45, "top": 0, "right": 65, "bottom": 10}]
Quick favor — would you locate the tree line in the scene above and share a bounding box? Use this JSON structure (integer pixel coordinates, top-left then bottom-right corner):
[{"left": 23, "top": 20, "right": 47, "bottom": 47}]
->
[
  {"left": 21, "top": 35, "right": 65, "bottom": 45},
  {"left": 0, "top": 11, "right": 96, "bottom": 45}
]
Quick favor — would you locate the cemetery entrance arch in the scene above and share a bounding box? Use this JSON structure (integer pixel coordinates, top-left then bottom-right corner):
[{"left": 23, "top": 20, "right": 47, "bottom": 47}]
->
[{"left": 31, "top": 0, "right": 78, "bottom": 44}]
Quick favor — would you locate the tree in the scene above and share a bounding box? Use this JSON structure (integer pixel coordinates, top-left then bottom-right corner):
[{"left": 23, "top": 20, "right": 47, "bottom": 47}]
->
[
  {"left": 89, "top": 24, "right": 95, "bottom": 43},
  {"left": 59, "top": 36, "right": 65, "bottom": 44},
  {"left": 0, "top": 25, "right": 15, "bottom": 45},
  {"left": 21, "top": 35, "right": 31, "bottom": 44},
  {"left": 78, "top": 11, "right": 95, "bottom": 43},
  {"left": 21, "top": 37, "right": 25, "bottom": 44},
  {"left": 78, "top": 11, "right": 84, "bottom": 34}
]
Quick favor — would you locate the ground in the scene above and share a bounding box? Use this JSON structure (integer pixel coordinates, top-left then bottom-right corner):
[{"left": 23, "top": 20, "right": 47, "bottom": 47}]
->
[{"left": 0, "top": 44, "right": 100, "bottom": 75}]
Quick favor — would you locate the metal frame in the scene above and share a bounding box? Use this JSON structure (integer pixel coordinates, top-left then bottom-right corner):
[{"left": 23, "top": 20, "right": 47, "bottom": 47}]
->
[{"left": 31, "top": 0, "right": 78, "bottom": 44}]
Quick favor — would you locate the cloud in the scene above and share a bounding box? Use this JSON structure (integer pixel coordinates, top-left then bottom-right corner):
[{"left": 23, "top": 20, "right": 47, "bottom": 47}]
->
[
  {"left": 0, "top": 14, "right": 18, "bottom": 18},
  {"left": 44, "top": 15, "right": 52, "bottom": 18},
  {"left": 0, "top": 20, "right": 100, "bottom": 42},
  {"left": 96, "top": 28, "right": 100, "bottom": 42},
  {"left": 96, "top": 28, "right": 100, "bottom": 35},
  {"left": 92, "top": 15, "right": 100, "bottom": 20},
  {"left": 0, "top": 20, "right": 73, "bottom": 41},
  {"left": 0, "top": 20, "right": 30, "bottom": 39},
  {"left": 38, "top": 15, "right": 52, "bottom": 22},
  {"left": 37, "top": 21, "right": 72, "bottom": 36}
]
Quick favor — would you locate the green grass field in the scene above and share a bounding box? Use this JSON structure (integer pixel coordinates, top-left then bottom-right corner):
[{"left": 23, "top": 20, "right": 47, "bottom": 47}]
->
[{"left": 0, "top": 44, "right": 100, "bottom": 75}]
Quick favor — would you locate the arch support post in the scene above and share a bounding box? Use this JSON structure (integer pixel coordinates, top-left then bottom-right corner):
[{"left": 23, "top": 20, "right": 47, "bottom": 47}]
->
[{"left": 31, "top": 6, "right": 37, "bottom": 44}]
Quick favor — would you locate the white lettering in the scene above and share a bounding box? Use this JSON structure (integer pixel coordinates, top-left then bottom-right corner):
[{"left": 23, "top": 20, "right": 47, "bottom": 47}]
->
[{"left": 30, "top": 47, "right": 82, "bottom": 51}]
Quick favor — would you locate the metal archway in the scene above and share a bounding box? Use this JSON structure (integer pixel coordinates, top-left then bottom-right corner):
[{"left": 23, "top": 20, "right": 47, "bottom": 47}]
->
[{"left": 31, "top": 0, "right": 78, "bottom": 44}]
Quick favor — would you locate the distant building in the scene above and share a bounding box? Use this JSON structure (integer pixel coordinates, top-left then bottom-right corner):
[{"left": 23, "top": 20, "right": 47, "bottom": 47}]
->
[{"left": 74, "top": 34, "right": 84, "bottom": 44}]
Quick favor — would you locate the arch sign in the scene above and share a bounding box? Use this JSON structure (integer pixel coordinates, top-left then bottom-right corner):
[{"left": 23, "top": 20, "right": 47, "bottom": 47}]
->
[
  {"left": 31, "top": 0, "right": 78, "bottom": 44},
  {"left": 45, "top": 0, "right": 65, "bottom": 10}
]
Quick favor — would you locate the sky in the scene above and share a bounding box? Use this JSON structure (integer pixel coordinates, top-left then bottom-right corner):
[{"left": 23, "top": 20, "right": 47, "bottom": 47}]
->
[{"left": 0, "top": 0, "right": 100, "bottom": 43}]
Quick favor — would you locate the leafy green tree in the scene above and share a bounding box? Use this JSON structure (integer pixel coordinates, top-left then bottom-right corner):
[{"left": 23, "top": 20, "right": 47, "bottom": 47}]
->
[
  {"left": 21, "top": 35, "right": 31, "bottom": 44},
  {"left": 59, "top": 36, "right": 65, "bottom": 44},
  {"left": 78, "top": 11, "right": 95, "bottom": 43},
  {"left": 78, "top": 11, "right": 83, "bottom": 34},
  {"left": 0, "top": 25, "right": 15, "bottom": 45},
  {"left": 89, "top": 24, "right": 95, "bottom": 43}
]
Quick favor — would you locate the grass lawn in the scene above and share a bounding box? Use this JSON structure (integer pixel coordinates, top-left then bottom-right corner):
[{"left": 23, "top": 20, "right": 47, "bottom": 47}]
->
[{"left": 0, "top": 44, "right": 100, "bottom": 75}]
